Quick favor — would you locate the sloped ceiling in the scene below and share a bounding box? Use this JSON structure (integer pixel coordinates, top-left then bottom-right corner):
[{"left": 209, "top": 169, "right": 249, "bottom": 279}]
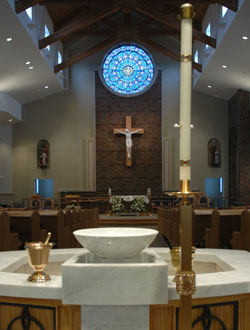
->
[{"left": 1, "top": 0, "right": 248, "bottom": 125}]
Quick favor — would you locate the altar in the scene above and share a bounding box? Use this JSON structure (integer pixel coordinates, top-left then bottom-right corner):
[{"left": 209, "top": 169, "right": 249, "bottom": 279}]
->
[
  {"left": 107, "top": 193, "right": 153, "bottom": 216},
  {"left": 99, "top": 214, "right": 158, "bottom": 227}
]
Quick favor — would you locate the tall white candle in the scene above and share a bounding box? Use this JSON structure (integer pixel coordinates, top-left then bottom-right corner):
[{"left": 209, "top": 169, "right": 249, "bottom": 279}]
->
[{"left": 179, "top": 13, "right": 192, "bottom": 181}]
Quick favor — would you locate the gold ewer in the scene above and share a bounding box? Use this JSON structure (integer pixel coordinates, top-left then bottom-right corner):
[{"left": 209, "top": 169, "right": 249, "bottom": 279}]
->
[
  {"left": 170, "top": 246, "right": 195, "bottom": 282},
  {"left": 25, "top": 232, "right": 54, "bottom": 282}
]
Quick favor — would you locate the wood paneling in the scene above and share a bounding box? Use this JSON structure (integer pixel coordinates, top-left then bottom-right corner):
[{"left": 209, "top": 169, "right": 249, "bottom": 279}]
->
[{"left": 0, "top": 296, "right": 81, "bottom": 330}]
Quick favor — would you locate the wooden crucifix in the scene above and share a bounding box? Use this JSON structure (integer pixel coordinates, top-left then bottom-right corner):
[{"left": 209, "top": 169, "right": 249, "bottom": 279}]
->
[{"left": 113, "top": 116, "right": 144, "bottom": 167}]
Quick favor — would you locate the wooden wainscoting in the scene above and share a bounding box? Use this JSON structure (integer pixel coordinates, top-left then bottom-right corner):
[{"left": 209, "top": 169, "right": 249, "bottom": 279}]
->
[
  {"left": 0, "top": 296, "right": 81, "bottom": 330},
  {"left": 150, "top": 294, "right": 250, "bottom": 330}
]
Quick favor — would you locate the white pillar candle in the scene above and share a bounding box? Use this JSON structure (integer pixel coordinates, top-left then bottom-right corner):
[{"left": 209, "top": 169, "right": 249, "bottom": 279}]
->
[{"left": 179, "top": 15, "right": 192, "bottom": 181}]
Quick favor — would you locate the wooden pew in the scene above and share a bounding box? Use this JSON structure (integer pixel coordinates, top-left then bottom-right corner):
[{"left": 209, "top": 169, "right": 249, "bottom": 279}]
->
[
  {"left": 192, "top": 208, "right": 213, "bottom": 246},
  {"left": 0, "top": 210, "right": 21, "bottom": 251},
  {"left": 56, "top": 210, "right": 71, "bottom": 248},
  {"left": 70, "top": 208, "right": 99, "bottom": 247},
  {"left": 7, "top": 210, "right": 47, "bottom": 248},
  {"left": 204, "top": 209, "right": 242, "bottom": 248},
  {"left": 157, "top": 207, "right": 180, "bottom": 247},
  {"left": 158, "top": 207, "right": 201, "bottom": 247},
  {"left": 39, "top": 210, "right": 72, "bottom": 248},
  {"left": 231, "top": 209, "right": 250, "bottom": 251}
]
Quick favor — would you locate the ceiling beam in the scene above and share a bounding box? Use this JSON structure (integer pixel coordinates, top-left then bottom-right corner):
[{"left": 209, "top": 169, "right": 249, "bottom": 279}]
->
[
  {"left": 138, "top": 28, "right": 179, "bottom": 35},
  {"left": 15, "top": 0, "right": 41, "bottom": 14},
  {"left": 39, "top": 5, "right": 121, "bottom": 49},
  {"left": 150, "top": 0, "right": 238, "bottom": 12},
  {"left": 41, "top": 0, "right": 110, "bottom": 4},
  {"left": 212, "top": 0, "right": 238, "bottom": 12},
  {"left": 135, "top": 37, "right": 202, "bottom": 72},
  {"left": 54, "top": 6, "right": 89, "bottom": 31},
  {"left": 101, "top": 18, "right": 120, "bottom": 29},
  {"left": 134, "top": 4, "right": 216, "bottom": 48},
  {"left": 54, "top": 37, "right": 120, "bottom": 73}
]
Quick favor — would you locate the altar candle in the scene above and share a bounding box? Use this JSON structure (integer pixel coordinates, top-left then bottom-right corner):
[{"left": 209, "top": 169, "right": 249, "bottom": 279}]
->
[
  {"left": 108, "top": 188, "right": 111, "bottom": 194},
  {"left": 178, "top": 5, "right": 195, "bottom": 330},
  {"left": 179, "top": 4, "right": 192, "bottom": 182}
]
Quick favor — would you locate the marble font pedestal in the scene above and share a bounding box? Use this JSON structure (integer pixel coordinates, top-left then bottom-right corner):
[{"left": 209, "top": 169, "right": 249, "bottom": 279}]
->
[{"left": 82, "top": 305, "right": 149, "bottom": 330}]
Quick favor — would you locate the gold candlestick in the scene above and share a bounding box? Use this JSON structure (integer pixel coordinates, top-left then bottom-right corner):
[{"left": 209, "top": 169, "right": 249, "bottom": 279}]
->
[{"left": 177, "top": 4, "right": 196, "bottom": 329}]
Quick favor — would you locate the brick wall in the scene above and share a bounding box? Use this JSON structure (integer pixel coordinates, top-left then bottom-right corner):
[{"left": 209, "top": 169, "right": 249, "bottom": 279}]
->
[
  {"left": 228, "top": 89, "right": 250, "bottom": 202},
  {"left": 95, "top": 71, "right": 162, "bottom": 195}
]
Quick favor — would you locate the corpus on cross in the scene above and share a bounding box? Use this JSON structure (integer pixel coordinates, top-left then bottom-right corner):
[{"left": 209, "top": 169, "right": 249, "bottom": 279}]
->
[{"left": 113, "top": 116, "right": 144, "bottom": 167}]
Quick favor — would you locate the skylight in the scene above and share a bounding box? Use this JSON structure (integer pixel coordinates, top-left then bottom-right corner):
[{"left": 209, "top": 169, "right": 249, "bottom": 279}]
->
[
  {"left": 205, "top": 23, "right": 211, "bottom": 49},
  {"left": 222, "top": 6, "right": 228, "bottom": 18},
  {"left": 58, "top": 51, "right": 62, "bottom": 65},
  {"left": 26, "top": 7, "right": 32, "bottom": 20},
  {"left": 45, "top": 25, "right": 50, "bottom": 51},
  {"left": 194, "top": 50, "right": 199, "bottom": 63}
]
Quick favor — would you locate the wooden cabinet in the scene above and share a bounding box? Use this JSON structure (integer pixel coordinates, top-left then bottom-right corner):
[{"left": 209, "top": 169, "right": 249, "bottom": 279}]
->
[
  {"left": 1, "top": 293, "right": 250, "bottom": 330},
  {"left": 0, "top": 296, "right": 80, "bottom": 330}
]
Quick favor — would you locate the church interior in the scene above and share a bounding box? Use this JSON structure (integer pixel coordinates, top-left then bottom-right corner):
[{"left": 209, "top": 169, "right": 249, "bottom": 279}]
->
[{"left": 0, "top": 0, "right": 250, "bottom": 329}]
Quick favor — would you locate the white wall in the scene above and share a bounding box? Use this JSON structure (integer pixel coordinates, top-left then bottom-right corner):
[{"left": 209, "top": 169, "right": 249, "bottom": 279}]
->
[
  {"left": 13, "top": 62, "right": 95, "bottom": 202},
  {"left": 12, "top": 43, "right": 228, "bottom": 203},
  {"left": 161, "top": 60, "right": 228, "bottom": 193}
]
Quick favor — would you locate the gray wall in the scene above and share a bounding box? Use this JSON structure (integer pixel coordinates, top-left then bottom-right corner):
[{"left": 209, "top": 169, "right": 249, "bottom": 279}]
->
[
  {"left": 161, "top": 61, "right": 228, "bottom": 193},
  {"left": 11, "top": 49, "right": 228, "bottom": 203},
  {"left": 0, "top": 125, "right": 13, "bottom": 205}
]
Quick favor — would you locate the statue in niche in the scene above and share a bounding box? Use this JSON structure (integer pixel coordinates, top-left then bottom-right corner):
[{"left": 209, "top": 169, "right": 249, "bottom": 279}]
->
[
  {"left": 208, "top": 138, "right": 221, "bottom": 167},
  {"left": 37, "top": 139, "right": 50, "bottom": 168}
]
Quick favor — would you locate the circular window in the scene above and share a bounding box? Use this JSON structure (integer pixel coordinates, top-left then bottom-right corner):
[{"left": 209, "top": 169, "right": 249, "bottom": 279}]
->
[{"left": 101, "top": 44, "right": 156, "bottom": 97}]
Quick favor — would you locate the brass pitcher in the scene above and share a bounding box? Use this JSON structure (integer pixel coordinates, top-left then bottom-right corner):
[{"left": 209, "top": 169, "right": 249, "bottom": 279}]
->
[{"left": 25, "top": 241, "right": 54, "bottom": 282}]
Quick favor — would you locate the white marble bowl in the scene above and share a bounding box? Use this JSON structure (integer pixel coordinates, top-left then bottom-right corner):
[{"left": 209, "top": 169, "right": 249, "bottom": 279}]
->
[{"left": 73, "top": 227, "right": 158, "bottom": 259}]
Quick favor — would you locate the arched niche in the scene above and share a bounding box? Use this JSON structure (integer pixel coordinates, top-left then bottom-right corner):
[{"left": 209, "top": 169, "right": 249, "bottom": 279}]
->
[
  {"left": 208, "top": 138, "right": 221, "bottom": 168},
  {"left": 37, "top": 139, "right": 50, "bottom": 169}
]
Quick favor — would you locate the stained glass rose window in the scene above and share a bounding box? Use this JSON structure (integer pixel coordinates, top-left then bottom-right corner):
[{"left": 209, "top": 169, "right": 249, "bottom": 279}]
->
[{"left": 101, "top": 44, "right": 155, "bottom": 97}]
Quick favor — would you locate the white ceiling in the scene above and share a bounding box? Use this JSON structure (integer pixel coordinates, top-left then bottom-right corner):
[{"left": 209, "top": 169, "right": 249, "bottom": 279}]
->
[
  {"left": 0, "top": 0, "right": 64, "bottom": 121},
  {"left": 0, "top": 0, "right": 249, "bottom": 125},
  {"left": 194, "top": 0, "right": 250, "bottom": 100}
]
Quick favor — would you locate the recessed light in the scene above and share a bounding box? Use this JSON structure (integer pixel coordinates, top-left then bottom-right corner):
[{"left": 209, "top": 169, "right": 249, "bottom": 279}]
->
[
  {"left": 44, "top": 86, "right": 48, "bottom": 89},
  {"left": 222, "top": 65, "right": 227, "bottom": 69},
  {"left": 208, "top": 85, "right": 212, "bottom": 88},
  {"left": 29, "top": 66, "right": 34, "bottom": 70},
  {"left": 26, "top": 61, "right": 31, "bottom": 65},
  {"left": 242, "top": 36, "right": 248, "bottom": 40},
  {"left": 9, "top": 119, "right": 13, "bottom": 122},
  {"left": 6, "top": 37, "right": 12, "bottom": 42}
]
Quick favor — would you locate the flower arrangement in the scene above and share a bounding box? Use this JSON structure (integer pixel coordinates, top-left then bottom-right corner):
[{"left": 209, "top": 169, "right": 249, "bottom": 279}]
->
[
  {"left": 130, "top": 197, "right": 146, "bottom": 213},
  {"left": 111, "top": 197, "right": 124, "bottom": 213},
  {"left": 65, "top": 203, "right": 81, "bottom": 210}
]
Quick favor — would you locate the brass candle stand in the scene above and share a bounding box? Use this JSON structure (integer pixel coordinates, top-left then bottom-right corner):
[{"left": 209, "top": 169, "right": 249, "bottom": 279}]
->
[
  {"left": 170, "top": 246, "right": 195, "bottom": 282},
  {"left": 168, "top": 179, "right": 198, "bottom": 295}
]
